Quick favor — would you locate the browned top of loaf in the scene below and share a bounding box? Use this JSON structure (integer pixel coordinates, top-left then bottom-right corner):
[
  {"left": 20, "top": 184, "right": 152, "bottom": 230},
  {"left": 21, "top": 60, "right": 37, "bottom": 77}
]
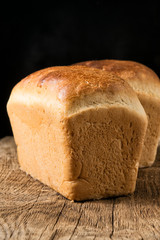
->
[
  {"left": 15, "top": 65, "right": 136, "bottom": 102},
  {"left": 74, "top": 60, "right": 160, "bottom": 85}
]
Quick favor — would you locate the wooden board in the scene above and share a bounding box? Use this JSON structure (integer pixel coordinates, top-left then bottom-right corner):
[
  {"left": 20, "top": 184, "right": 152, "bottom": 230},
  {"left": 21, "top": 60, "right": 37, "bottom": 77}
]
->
[{"left": 0, "top": 137, "right": 160, "bottom": 240}]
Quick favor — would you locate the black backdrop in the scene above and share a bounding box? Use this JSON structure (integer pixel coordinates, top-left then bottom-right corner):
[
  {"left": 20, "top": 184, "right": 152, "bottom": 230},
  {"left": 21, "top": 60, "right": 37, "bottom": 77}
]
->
[{"left": 1, "top": 1, "right": 160, "bottom": 138}]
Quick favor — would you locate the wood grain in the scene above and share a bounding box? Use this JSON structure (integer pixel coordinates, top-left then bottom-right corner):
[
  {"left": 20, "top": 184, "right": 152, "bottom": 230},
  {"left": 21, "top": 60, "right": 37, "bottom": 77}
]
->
[{"left": 0, "top": 137, "right": 160, "bottom": 240}]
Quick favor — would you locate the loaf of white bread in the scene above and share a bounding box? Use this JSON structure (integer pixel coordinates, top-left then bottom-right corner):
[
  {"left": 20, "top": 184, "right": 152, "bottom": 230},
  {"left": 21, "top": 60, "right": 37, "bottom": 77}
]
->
[
  {"left": 7, "top": 65, "right": 148, "bottom": 201},
  {"left": 74, "top": 60, "right": 160, "bottom": 168}
]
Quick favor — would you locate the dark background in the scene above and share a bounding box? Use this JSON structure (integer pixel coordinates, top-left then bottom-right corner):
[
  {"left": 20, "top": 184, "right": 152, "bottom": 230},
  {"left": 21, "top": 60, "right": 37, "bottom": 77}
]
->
[{"left": 1, "top": 1, "right": 160, "bottom": 138}]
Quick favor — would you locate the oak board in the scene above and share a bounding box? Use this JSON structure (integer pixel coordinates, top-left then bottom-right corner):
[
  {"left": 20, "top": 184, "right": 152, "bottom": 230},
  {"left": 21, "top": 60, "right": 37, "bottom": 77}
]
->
[{"left": 0, "top": 137, "right": 160, "bottom": 240}]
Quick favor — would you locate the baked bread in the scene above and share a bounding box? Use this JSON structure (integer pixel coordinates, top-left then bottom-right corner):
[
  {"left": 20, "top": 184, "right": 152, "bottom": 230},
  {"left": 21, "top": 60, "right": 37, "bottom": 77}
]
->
[
  {"left": 7, "top": 66, "right": 147, "bottom": 201},
  {"left": 74, "top": 60, "right": 160, "bottom": 168}
]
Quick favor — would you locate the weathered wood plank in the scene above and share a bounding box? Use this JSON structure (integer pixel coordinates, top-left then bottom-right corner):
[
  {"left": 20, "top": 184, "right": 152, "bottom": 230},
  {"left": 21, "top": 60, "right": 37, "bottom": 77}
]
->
[{"left": 0, "top": 137, "right": 160, "bottom": 240}]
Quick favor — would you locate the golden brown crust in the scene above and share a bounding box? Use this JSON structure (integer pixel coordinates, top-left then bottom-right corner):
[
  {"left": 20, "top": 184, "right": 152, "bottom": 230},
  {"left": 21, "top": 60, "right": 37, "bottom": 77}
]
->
[
  {"left": 74, "top": 60, "right": 160, "bottom": 86},
  {"left": 14, "top": 65, "right": 137, "bottom": 103}
]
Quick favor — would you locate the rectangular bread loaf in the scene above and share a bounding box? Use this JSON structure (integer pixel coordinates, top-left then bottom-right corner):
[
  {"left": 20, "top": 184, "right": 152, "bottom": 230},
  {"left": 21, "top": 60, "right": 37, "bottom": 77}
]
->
[{"left": 7, "top": 66, "right": 148, "bottom": 200}]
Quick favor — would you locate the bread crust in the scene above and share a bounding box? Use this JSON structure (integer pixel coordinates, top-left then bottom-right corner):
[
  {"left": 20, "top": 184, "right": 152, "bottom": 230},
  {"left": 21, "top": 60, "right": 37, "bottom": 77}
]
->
[
  {"left": 74, "top": 60, "right": 160, "bottom": 98},
  {"left": 8, "top": 65, "right": 147, "bottom": 119},
  {"left": 12, "top": 65, "right": 138, "bottom": 102}
]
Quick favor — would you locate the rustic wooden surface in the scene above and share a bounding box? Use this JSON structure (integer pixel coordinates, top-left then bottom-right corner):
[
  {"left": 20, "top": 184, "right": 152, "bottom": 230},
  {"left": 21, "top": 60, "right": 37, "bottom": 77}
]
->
[{"left": 0, "top": 137, "right": 160, "bottom": 240}]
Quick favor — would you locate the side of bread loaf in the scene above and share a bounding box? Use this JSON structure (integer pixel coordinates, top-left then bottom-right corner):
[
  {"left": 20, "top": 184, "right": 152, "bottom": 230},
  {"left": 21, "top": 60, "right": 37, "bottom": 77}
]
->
[
  {"left": 7, "top": 66, "right": 148, "bottom": 200},
  {"left": 74, "top": 60, "right": 160, "bottom": 167}
]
